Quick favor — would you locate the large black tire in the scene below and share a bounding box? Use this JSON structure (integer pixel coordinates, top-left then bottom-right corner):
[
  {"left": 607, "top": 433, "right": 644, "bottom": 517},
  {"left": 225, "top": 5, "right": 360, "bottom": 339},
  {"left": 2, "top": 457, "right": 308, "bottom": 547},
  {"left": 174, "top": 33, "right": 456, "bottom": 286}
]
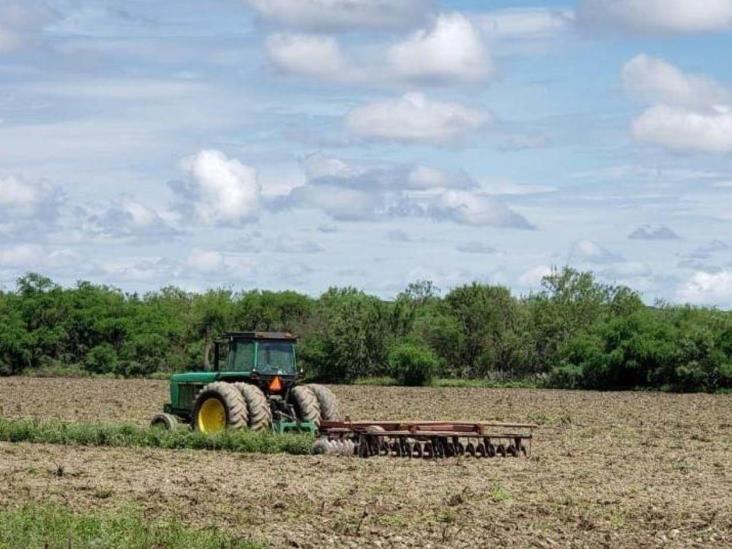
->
[
  {"left": 233, "top": 383, "right": 272, "bottom": 431},
  {"left": 290, "top": 385, "right": 321, "bottom": 426},
  {"left": 150, "top": 413, "right": 180, "bottom": 431},
  {"left": 193, "top": 381, "right": 248, "bottom": 433},
  {"left": 307, "top": 384, "right": 340, "bottom": 421}
]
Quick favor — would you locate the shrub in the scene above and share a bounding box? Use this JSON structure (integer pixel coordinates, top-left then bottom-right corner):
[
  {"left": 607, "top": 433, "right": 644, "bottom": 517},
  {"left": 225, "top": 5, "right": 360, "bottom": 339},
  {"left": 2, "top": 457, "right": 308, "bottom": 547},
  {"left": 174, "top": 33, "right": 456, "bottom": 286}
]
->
[
  {"left": 388, "top": 343, "right": 437, "bottom": 386},
  {"left": 83, "top": 344, "right": 118, "bottom": 375}
]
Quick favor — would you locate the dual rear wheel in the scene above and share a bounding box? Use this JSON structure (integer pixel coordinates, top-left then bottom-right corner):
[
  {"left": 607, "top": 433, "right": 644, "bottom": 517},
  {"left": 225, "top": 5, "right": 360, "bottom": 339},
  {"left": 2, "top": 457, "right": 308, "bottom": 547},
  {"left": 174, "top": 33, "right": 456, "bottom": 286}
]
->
[{"left": 187, "top": 382, "right": 339, "bottom": 434}]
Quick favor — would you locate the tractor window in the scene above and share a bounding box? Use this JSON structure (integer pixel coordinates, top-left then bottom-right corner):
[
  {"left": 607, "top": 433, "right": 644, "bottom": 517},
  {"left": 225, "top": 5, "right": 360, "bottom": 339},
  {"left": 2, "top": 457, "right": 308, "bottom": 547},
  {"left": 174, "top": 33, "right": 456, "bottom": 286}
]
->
[
  {"left": 256, "top": 342, "right": 295, "bottom": 375},
  {"left": 228, "top": 341, "right": 255, "bottom": 372}
]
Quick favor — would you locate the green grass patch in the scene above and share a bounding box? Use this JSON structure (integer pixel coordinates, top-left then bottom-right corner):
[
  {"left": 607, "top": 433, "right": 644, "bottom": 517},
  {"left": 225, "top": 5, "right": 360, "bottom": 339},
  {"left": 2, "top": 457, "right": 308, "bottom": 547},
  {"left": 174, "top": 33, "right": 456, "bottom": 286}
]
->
[
  {"left": 0, "top": 503, "right": 263, "bottom": 549},
  {"left": 353, "top": 376, "right": 399, "bottom": 386},
  {"left": 0, "top": 417, "right": 313, "bottom": 456},
  {"left": 433, "top": 378, "right": 541, "bottom": 389}
]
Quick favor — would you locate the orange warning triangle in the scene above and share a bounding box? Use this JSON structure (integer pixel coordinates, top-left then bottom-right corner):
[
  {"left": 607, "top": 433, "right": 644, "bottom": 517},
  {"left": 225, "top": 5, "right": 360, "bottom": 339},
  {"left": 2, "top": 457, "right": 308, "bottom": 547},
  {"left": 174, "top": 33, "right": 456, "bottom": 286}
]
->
[{"left": 268, "top": 376, "right": 283, "bottom": 393}]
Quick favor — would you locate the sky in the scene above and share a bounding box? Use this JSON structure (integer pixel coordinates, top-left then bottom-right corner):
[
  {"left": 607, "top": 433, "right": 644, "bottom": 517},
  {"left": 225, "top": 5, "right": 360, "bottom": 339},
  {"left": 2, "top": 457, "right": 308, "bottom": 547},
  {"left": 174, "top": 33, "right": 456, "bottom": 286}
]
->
[{"left": 1, "top": 0, "right": 732, "bottom": 305}]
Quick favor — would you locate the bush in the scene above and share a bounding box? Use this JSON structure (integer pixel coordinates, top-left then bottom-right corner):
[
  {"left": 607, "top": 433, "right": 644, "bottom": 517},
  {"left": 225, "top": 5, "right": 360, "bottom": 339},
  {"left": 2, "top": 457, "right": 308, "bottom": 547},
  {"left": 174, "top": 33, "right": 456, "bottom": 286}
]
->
[
  {"left": 83, "top": 344, "right": 118, "bottom": 375},
  {"left": 388, "top": 343, "right": 437, "bottom": 386}
]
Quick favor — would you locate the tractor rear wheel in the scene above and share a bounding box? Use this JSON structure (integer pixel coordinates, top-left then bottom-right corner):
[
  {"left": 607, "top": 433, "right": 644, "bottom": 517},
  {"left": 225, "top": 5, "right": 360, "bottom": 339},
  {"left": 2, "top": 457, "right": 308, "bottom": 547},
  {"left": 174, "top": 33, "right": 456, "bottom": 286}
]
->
[
  {"left": 233, "top": 383, "right": 272, "bottom": 431},
  {"left": 307, "top": 384, "right": 340, "bottom": 421},
  {"left": 290, "top": 385, "right": 321, "bottom": 426},
  {"left": 193, "top": 382, "right": 248, "bottom": 434}
]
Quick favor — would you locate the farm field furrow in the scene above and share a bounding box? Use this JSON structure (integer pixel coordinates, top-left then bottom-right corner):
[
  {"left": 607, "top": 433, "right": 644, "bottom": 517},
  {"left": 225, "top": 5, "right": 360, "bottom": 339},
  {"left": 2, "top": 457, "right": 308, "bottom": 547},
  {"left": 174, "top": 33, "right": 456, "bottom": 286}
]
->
[{"left": 0, "top": 377, "right": 730, "bottom": 548}]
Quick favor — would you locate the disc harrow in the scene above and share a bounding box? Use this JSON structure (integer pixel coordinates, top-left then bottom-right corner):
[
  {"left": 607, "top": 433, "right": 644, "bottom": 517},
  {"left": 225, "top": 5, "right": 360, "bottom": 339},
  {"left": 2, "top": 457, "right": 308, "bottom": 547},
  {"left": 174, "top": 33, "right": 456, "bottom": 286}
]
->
[{"left": 312, "top": 420, "right": 535, "bottom": 459}]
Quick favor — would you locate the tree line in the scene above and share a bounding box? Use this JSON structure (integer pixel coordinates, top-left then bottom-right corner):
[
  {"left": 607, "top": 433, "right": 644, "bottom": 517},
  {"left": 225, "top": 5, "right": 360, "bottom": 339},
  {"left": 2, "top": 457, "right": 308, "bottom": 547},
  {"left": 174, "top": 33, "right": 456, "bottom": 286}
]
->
[{"left": 0, "top": 270, "right": 730, "bottom": 392}]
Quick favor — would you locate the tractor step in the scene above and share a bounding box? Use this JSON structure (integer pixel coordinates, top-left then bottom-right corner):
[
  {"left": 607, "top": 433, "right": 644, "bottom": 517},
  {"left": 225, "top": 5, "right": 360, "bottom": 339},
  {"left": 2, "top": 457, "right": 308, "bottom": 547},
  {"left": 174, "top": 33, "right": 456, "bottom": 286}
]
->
[{"left": 313, "top": 420, "right": 536, "bottom": 459}]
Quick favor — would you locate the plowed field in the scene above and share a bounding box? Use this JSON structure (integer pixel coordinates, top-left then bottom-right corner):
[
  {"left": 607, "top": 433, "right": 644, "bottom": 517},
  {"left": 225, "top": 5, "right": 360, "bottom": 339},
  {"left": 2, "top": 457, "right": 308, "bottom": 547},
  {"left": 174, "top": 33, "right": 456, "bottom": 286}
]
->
[{"left": 0, "top": 377, "right": 730, "bottom": 547}]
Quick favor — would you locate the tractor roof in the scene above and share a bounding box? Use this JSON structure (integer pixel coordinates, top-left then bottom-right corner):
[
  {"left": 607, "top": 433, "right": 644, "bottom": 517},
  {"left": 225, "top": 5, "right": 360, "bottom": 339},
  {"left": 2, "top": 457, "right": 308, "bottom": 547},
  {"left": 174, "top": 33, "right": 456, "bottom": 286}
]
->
[{"left": 223, "top": 331, "right": 297, "bottom": 341}]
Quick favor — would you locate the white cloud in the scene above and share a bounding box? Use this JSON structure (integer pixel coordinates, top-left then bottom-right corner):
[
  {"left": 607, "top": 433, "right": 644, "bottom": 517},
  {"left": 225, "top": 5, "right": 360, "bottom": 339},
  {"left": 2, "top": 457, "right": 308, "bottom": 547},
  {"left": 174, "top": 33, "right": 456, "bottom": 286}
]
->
[
  {"left": 0, "top": 1, "right": 56, "bottom": 53},
  {"left": 577, "top": 0, "right": 732, "bottom": 34},
  {"left": 678, "top": 270, "right": 732, "bottom": 305},
  {"left": 80, "top": 197, "right": 180, "bottom": 241},
  {"left": 476, "top": 8, "right": 575, "bottom": 41},
  {"left": 243, "top": 0, "right": 431, "bottom": 31},
  {"left": 287, "top": 184, "right": 381, "bottom": 221},
  {"left": 622, "top": 54, "right": 729, "bottom": 110},
  {"left": 456, "top": 241, "right": 497, "bottom": 254},
  {"left": 0, "top": 244, "right": 80, "bottom": 269},
  {"left": 569, "top": 239, "right": 623, "bottom": 264},
  {"left": 186, "top": 248, "right": 225, "bottom": 273},
  {"left": 429, "top": 190, "right": 535, "bottom": 229},
  {"left": 345, "top": 92, "right": 491, "bottom": 143},
  {"left": 388, "top": 13, "right": 492, "bottom": 83},
  {"left": 273, "top": 236, "right": 324, "bottom": 253},
  {"left": 407, "top": 165, "right": 474, "bottom": 190},
  {"left": 0, "top": 175, "right": 61, "bottom": 220},
  {"left": 265, "top": 33, "right": 349, "bottom": 80},
  {"left": 631, "top": 105, "right": 732, "bottom": 154},
  {"left": 284, "top": 155, "right": 533, "bottom": 229},
  {"left": 518, "top": 265, "right": 552, "bottom": 287},
  {"left": 622, "top": 55, "right": 732, "bottom": 154},
  {"left": 628, "top": 225, "right": 680, "bottom": 240},
  {"left": 177, "top": 150, "right": 261, "bottom": 226}
]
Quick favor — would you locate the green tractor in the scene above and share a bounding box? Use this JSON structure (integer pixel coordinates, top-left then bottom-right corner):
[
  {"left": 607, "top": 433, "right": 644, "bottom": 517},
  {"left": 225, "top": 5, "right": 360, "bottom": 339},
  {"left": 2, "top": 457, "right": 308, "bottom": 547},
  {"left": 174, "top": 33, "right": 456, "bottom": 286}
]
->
[{"left": 151, "top": 331, "right": 339, "bottom": 434}]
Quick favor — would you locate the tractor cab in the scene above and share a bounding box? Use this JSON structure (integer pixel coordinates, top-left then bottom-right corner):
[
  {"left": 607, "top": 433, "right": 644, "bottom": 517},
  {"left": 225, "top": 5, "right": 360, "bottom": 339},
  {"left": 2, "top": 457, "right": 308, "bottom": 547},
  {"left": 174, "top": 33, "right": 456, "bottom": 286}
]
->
[{"left": 215, "top": 331, "right": 297, "bottom": 378}]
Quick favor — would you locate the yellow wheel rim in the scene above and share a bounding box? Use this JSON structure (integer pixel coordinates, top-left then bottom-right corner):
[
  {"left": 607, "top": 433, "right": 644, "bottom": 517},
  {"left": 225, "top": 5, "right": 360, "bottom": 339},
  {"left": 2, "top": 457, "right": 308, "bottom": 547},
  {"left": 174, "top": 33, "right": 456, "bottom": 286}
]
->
[{"left": 197, "top": 398, "right": 226, "bottom": 433}]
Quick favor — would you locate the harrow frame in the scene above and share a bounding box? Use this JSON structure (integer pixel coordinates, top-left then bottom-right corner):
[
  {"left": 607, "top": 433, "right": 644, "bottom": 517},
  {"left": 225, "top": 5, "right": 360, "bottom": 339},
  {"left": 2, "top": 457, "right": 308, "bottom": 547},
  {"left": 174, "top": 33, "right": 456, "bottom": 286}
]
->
[{"left": 314, "top": 419, "right": 536, "bottom": 459}]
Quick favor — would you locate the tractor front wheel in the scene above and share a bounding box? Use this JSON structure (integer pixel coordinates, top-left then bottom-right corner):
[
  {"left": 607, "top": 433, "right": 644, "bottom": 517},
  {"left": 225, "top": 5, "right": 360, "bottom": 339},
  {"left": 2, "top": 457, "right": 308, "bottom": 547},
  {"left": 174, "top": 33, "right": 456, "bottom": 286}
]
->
[
  {"left": 150, "top": 413, "right": 180, "bottom": 431},
  {"left": 193, "top": 382, "right": 248, "bottom": 434}
]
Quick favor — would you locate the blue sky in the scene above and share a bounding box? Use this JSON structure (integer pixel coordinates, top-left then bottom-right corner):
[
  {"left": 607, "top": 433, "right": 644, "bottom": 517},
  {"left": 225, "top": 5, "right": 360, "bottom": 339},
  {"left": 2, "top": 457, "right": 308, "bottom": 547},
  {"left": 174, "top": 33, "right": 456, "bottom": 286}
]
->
[{"left": 1, "top": 0, "right": 732, "bottom": 305}]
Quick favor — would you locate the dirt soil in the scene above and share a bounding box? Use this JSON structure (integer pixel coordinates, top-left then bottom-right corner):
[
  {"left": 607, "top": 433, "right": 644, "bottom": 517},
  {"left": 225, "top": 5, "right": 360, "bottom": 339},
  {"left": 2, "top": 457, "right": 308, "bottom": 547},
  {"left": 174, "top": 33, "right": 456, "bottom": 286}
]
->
[{"left": 0, "top": 377, "right": 730, "bottom": 547}]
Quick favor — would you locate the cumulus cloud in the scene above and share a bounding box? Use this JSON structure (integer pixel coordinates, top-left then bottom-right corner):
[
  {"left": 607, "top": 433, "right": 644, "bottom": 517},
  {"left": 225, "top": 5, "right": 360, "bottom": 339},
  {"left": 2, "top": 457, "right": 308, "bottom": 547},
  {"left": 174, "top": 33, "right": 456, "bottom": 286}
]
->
[
  {"left": 628, "top": 225, "right": 680, "bottom": 240},
  {"left": 345, "top": 92, "right": 491, "bottom": 143},
  {"left": 0, "top": 175, "right": 63, "bottom": 238},
  {"left": 456, "top": 241, "right": 497, "bottom": 254},
  {"left": 284, "top": 155, "right": 534, "bottom": 229},
  {"left": 303, "top": 153, "right": 477, "bottom": 191},
  {"left": 243, "top": 0, "right": 431, "bottom": 32},
  {"left": 0, "top": 244, "right": 80, "bottom": 269},
  {"left": 388, "top": 13, "right": 492, "bottom": 83},
  {"left": 569, "top": 239, "right": 623, "bottom": 264},
  {"left": 265, "top": 33, "right": 350, "bottom": 80},
  {"left": 79, "top": 197, "right": 180, "bottom": 241},
  {"left": 678, "top": 270, "right": 732, "bottom": 305},
  {"left": 622, "top": 54, "right": 730, "bottom": 110},
  {"left": 428, "top": 190, "right": 534, "bottom": 229},
  {"left": 577, "top": 0, "right": 732, "bottom": 34},
  {"left": 476, "top": 8, "right": 575, "bottom": 42},
  {"left": 0, "top": 1, "right": 56, "bottom": 53},
  {"left": 684, "top": 239, "right": 730, "bottom": 260},
  {"left": 622, "top": 55, "right": 732, "bottom": 154},
  {"left": 0, "top": 176, "right": 62, "bottom": 219},
  {"left": 631, "top": 105, "right": 732, "bottom": 154},
  {"left": 186, "top": 248, "right": 225, "bottom": 273},
  {"left": 518, "top": 265, "right": 552, "bottom": 287},
  {"left": 475, "top": 7, "right": 575, "bottom": 54},
  {"left": 175, "top": 150, "right": 261, "bottom": 226},
  {"left": 286, "top": 183, "right": 382, "bottom": 221}
]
